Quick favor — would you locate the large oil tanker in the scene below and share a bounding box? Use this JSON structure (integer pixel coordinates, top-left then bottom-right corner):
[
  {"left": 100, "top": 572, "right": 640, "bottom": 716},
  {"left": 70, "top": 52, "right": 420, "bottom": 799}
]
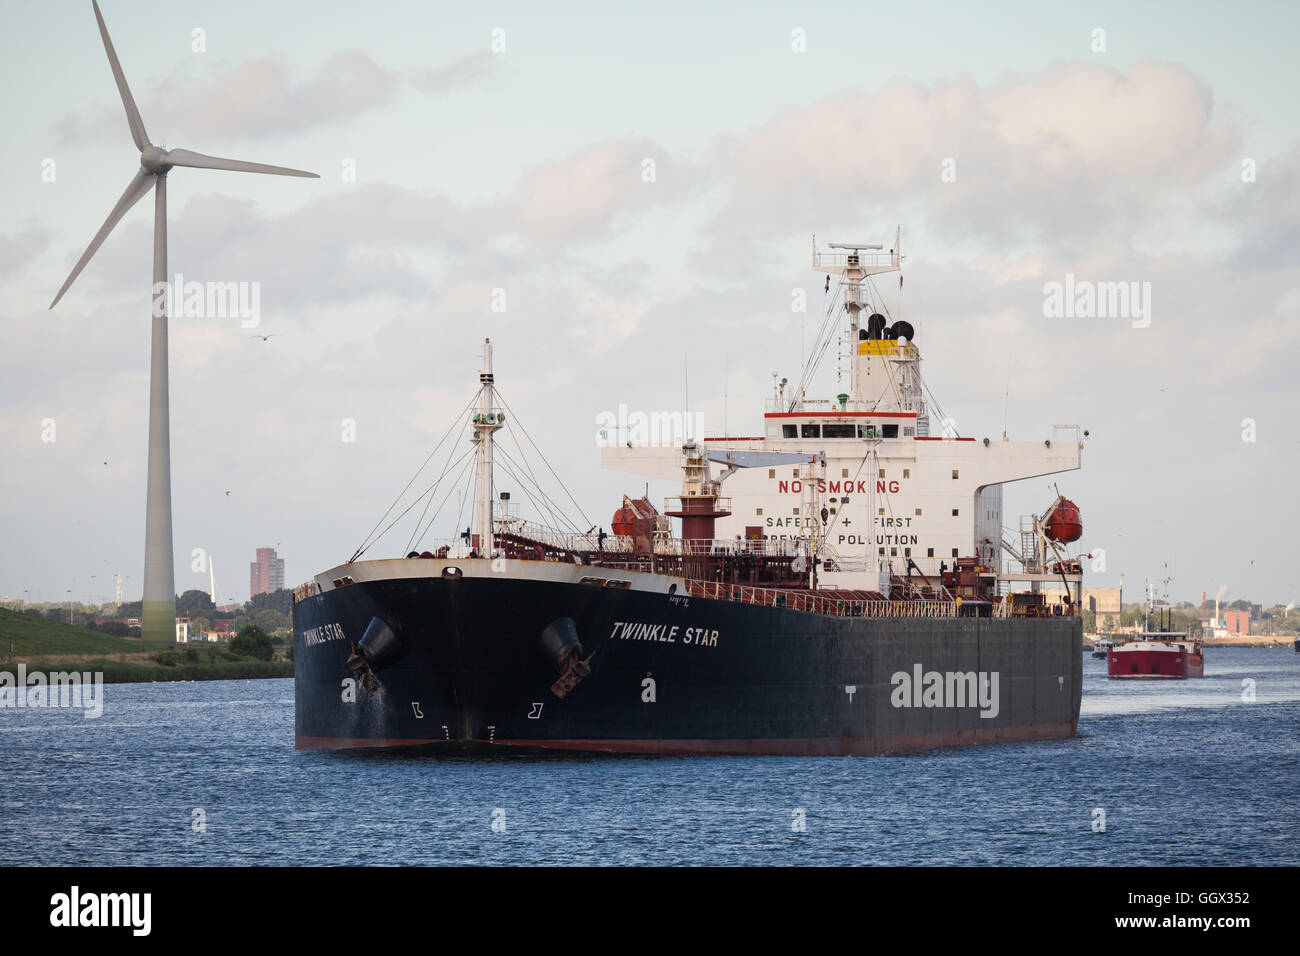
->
[{"left": 294, "top": 234, "right": 1087, "bottom": 754}]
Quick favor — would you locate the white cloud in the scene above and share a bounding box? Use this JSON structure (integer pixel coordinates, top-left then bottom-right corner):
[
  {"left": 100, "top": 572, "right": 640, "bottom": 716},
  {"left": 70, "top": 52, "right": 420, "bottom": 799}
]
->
[
  {"left": 0, "top": 226, "right": 51, "bottom": 277},
  {"left": 509, "top": 138, "right": 695, "bottom": 240},
  {"left": 709, "top": 61, "right": 1239, "bottom": 248},
  {"left": 52, "top": 49, "right": 494, "bottom": 145}
]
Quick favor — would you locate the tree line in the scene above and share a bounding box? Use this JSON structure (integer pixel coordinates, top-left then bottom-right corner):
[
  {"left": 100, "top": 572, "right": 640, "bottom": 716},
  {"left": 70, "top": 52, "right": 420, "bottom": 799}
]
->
[{"left": 23, "top": 587, "right": 294, "bottom": 639}]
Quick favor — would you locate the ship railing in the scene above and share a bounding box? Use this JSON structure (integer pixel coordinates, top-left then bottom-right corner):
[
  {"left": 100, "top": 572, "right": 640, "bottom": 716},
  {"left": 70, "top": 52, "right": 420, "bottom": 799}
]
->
[
  {"left": 764, "top": 397, "right": 837, "bottom": 413},
  {"left": 683, "top": 579, "right": 958, "bottom": 618},
  {"left": 664, "top": 496, "right": 733, "bottom": 516},
  {"left": 499, "top": 522, "right": 809, "bottom": 560},
  {"left": 495, "top": 520, "right": 637, "bottom": 555},
  {"left": 671, "top": 538, "right": 804, "bottom": 557},
  {"left": 813, "top": 250, "right": 899, "bottom": 271},
  {"left": 396, "top": 539, "right": 493, "bottom": 558}
]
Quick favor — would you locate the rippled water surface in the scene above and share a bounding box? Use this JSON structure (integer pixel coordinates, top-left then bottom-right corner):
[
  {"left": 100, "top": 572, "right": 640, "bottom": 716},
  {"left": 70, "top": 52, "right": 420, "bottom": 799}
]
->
[{"left": 2, "top": 647, "right": 1296, "bottom": 865}]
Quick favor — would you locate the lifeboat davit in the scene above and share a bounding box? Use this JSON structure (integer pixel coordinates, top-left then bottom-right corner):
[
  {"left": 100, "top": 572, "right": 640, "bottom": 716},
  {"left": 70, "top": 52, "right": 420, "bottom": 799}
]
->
[{"left": 1045, "top": 499, "right": 1083, "bottom": 543}]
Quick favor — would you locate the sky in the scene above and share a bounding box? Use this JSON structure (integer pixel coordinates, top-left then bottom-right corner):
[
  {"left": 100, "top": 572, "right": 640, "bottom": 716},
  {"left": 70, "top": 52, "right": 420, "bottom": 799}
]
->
[{"left": 1, "top": 0, "right": 1297, "bottom": 609}]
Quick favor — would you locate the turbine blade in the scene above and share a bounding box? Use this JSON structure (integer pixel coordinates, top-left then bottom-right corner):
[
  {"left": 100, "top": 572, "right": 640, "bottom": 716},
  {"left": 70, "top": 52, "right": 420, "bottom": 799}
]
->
[
  {"left": 92, "top": 0, "right": 150, "bottom": 151},
  {"left": 49, "top": 169, "right": 154, "bottom": 309},
  {"left": 164, "top": 148, "right": 319, "bottom": 178}
]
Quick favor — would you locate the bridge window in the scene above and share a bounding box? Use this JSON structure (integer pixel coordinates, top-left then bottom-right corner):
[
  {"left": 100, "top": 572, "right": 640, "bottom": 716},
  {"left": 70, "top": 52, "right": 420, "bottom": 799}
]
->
[
  {"left": 823, "top": 423, "right": 855, "bottom": 439},
  {"left": 903, "top": 427, "right": 915, "bottom": 437},
  {"left": 782, "top": 424, "right": 797, "bottom": 438},
  {"left": 801, "top": 424, "right": 820, "bottom": 438},
  {"left": 882, "top": 424, "right": 899, "bottom": 438},
  {"left": 859, "top": 424, "right": 878, "bottom": 438}
]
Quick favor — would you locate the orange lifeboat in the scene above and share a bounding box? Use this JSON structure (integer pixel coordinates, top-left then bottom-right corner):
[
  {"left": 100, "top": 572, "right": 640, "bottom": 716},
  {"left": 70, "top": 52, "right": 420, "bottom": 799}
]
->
[
  {"left": 1045, "top": 498, "right": 1083, "bottom": 543},
  {"left": 611, "top": 507, "right": 636, "bottom": 537}
]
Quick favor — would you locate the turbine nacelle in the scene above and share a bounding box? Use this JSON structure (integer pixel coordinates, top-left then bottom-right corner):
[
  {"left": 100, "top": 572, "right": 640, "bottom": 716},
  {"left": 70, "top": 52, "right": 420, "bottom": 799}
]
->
[{"left": 139, "top": 145, "right": 169, "bottom": 174}]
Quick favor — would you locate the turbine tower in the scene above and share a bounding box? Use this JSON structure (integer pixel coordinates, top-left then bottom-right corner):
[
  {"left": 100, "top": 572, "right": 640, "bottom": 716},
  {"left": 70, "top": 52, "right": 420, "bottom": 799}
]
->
[{"left": 49, "top": 1, "right": 318, "bottom": 645}]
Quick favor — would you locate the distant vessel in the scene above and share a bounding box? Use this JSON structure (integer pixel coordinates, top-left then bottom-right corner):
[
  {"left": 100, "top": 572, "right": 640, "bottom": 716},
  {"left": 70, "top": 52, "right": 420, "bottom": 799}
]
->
[
  {"left": 294, "top": 233, "right": 1087, "bottom": 754},
  {"left": 1108, "top": 581, "right": 1204, "bottom": 679},
  {"left": 1091, "top": 638, "right": 1114, "bottom": 659}
]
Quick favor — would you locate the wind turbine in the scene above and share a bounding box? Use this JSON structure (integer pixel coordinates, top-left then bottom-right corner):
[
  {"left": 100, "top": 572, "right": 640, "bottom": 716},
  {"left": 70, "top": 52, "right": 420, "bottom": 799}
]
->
[{"left": 49, "top": 1, "right": 318, "bottom": 645}]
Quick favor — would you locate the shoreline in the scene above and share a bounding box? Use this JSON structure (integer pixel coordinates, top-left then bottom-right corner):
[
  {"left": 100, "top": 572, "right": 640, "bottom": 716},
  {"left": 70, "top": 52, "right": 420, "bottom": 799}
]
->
[
  {"left": 1202, "top": 638, "right": 1296, "bottom": 648},
  {"left": 1088, "top": 636, "right": 1296, "bottom": 649},
  {"left": 1, "top": 656, "right": 292, "bottom": 683}
]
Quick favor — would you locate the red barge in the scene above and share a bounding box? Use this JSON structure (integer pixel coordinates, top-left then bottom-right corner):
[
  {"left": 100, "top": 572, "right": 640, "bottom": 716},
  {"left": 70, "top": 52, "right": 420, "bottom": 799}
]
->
[{"left": 1107, "top": 582, "right": 1204, "bottom": 679}]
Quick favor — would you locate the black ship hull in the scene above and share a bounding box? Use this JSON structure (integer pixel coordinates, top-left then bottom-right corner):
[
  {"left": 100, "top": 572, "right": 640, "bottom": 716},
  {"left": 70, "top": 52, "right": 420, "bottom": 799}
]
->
[{"left": 293, "top": 559, "right": 1082, "bottom": 756}]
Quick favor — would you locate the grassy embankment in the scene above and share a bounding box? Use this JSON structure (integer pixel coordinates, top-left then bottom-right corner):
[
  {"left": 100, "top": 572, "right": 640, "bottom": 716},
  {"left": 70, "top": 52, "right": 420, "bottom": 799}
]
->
[{"left": 0, "top": 607, "right": 292, "bottom": 682}]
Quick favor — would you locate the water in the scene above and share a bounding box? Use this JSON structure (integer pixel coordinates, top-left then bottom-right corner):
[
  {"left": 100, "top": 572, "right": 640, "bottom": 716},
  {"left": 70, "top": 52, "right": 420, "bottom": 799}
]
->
[{"left": 2, "top": 647, "right": 1296, "bottom": 865}]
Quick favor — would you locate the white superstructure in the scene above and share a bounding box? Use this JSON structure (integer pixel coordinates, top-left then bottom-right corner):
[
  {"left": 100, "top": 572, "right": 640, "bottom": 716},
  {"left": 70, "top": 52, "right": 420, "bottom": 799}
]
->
[{"left": 603, "top": 233, "right": 1083, "bottom": 592}]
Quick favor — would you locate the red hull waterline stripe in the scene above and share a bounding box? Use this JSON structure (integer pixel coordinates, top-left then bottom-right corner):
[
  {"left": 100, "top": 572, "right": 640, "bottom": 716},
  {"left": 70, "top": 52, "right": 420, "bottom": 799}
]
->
[{"left": 296, "top": 722, "right": 1077, "bottom": 755}]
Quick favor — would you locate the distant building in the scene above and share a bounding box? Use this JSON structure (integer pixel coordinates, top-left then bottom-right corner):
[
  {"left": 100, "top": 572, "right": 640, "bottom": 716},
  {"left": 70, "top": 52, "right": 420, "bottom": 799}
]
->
[
  {"left": 1083, "top": 588, "right": 1123, "bottom": 632},
  {"left": 1224, "top": 610, "right": 1251, "bottom": 635},
  {"left": 176, "top": 617, "right": 190, "bottom": 643},
  {"left": 249, "top": 547, "right": 286, "bottom": 598}
]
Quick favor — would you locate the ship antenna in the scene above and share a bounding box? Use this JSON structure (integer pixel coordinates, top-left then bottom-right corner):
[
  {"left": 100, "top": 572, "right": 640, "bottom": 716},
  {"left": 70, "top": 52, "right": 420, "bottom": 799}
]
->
[
  {"left": 684, "top": 351, "right": 689, "bottom": 416},
  {"left": 472, "top": 338, "right": 503, "bottom": 558}
]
